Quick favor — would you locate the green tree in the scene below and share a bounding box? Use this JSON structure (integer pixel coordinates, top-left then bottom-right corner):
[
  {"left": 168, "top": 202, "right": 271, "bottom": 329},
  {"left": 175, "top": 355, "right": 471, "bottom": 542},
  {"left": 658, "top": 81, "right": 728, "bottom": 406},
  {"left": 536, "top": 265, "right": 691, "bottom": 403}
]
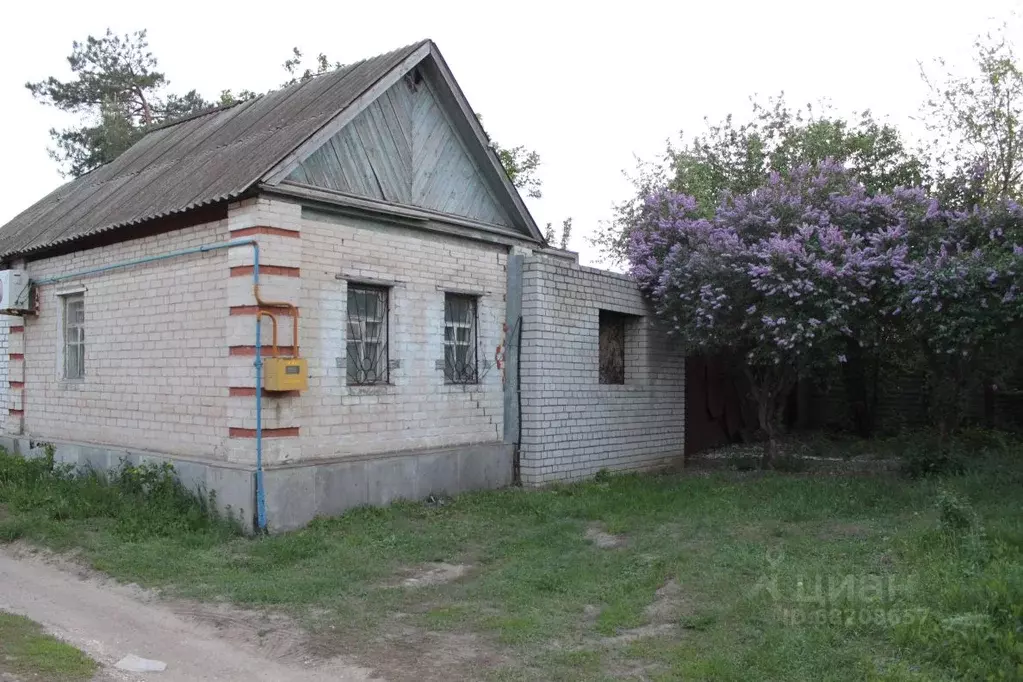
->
[
  {"left": 475, "top": 114, "right": 542, "bottom": 199},
  {"left": 281, "top": 48, "right": 342, "bottom": 86},
  {"left": 595, "top": 95, "right": 923, "bottom": 265},
  {"left": 26, "top": 29, "right": 217, "bottom": 177},
  {"left": 496, "top": 144, "right": 542, "bottom": 199},
  {"left": 920, "top": 25, "right": 1023, "bottom": 206}
]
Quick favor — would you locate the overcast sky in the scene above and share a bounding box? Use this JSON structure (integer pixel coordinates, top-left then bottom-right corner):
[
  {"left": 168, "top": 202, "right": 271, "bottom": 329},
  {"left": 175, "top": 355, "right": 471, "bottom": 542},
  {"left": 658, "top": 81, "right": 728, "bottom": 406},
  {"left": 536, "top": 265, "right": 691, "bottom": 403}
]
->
[{"left": 1, "top": 0, "right": 1020, "bottom": 266}]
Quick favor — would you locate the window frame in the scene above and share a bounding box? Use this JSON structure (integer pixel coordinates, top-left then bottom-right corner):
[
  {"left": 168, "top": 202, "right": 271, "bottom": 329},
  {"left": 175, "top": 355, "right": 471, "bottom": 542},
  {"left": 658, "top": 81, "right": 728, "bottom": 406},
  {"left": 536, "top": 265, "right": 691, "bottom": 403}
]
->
[
  {"left": 60, "top": 292, "right": 86, "bottom": 381},
  {"left": 443, "top": 293, "right": 479, "bottom": 385},
  {"left": 345, "top": 283, "right": 390, "bottom": 386},
  {"left": 598, "top": 309, "right": 627, "bottom": 385}
]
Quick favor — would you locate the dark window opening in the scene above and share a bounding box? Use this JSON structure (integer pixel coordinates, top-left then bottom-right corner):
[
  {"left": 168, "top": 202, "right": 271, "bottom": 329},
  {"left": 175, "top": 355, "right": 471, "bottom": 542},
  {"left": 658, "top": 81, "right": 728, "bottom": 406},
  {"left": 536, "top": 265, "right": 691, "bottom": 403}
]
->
[
  {"left": 404, "top": 68, "right": 424, "bottom": 92},
  {"left": 444, "top": 293, "right": 478, "bottom": 384},
  {"left": 599, "top": 310, "right": 626, "bottom": 384},
  {"left": 347, "top": 285, "right": 389, "bottom": 385}
]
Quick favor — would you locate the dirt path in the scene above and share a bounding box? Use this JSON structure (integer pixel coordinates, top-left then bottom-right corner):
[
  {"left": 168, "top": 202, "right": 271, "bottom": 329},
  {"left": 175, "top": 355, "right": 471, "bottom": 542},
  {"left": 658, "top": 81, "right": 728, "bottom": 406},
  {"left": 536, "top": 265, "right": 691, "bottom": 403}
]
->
[{"left": 0, "top": 547, "right": 380, "bottom": 682}]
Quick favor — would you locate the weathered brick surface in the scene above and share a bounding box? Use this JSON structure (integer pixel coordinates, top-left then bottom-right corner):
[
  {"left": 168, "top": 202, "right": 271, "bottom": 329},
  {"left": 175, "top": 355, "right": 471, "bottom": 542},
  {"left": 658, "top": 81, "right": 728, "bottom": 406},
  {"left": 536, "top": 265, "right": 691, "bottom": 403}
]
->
[
  {"left": 296, "top": 210, "right": 507, "bottom": 461},
  {"left": 518, "top": 255, "right": 686, "bottom": 483},
  {"left": 14, "top": 219, "right": 232, "bottom": 460}
]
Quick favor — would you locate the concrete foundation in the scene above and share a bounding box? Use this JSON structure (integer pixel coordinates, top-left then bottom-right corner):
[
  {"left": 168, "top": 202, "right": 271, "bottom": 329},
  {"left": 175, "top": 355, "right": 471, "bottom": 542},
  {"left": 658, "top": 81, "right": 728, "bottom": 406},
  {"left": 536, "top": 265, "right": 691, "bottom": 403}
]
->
[
  {"left": 263, "top": 442, "right": 514, "bottom": 531},
  {"left": 0, "top": 437, "right": 513, "bottom": 532}
]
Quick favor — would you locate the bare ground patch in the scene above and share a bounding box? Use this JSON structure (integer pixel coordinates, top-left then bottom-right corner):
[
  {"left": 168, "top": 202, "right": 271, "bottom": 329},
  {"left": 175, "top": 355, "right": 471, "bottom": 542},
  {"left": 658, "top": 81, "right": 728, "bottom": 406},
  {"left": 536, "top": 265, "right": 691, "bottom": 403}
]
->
[
  {"left": 309, "top": 621, "right": 509, "bottom": 682},
  {"left": 395, "top": 562, "right": 471, "bottom": 588},
  {"left": 585, "top": 523, "right": 627, "bottom": 549},
  {"left": 578, "top": 577, "right": 692, "bottom": 651},
  {"left": 169, "top": 601, "right": 315, "bottom": 664}
]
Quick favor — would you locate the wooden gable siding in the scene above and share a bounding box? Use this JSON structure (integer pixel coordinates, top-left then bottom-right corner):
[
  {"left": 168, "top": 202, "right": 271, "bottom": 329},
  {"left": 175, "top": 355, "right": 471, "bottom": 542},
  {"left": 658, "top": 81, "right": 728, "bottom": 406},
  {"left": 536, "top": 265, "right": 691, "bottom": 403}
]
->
[{"left": 287, "top": 75, "right": 513, "bottom": 228}]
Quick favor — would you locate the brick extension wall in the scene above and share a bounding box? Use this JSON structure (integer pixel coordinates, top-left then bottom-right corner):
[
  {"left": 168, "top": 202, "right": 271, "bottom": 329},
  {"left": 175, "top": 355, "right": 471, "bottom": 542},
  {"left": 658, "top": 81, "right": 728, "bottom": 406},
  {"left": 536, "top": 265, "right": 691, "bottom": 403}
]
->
[{"left": 518, "top": 255, "right": 686, "bottom": 484}]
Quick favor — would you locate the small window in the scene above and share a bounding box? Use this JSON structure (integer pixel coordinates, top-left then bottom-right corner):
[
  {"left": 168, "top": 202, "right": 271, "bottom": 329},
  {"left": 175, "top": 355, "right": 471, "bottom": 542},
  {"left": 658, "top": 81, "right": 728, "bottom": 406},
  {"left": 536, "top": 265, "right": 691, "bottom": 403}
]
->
[
  {"left": 444, "top": 294, "right": 478, "bottom": 384},
  {"left": 62, "top": 293, "right": 85, "bottom": 380},
  {"left": 599, "top": 310, "right": 626, "bottom": 384},
  {"left": 346, "top": 285, "right": 389, "bottom": 385}
]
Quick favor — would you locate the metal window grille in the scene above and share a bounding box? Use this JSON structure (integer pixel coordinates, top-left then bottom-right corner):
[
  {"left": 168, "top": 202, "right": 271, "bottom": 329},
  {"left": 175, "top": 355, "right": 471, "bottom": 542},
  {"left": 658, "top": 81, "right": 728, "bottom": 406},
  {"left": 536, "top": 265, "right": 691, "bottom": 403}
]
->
[
  {"left": 346, "top": 285, "right": 389, "bottom": 385},
  {"left": 62, "top": 294, "right": 85, "bottom": 380},
  {"left": 599, "top": 310, "right": 626, "bottom": 384},
  {"left": 444, "top": 294, "right": 478, "bottom": 384}
]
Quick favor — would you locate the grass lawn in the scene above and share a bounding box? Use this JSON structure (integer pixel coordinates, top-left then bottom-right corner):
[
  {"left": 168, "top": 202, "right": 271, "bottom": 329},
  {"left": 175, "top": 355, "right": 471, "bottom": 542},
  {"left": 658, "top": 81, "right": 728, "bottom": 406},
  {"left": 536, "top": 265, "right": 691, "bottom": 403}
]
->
[
  {"left": 1, "top": 440, "right": 1022, "bottom": 680},
  {"left": 0, "top": 612, "right": 97, "bottom": 681}
]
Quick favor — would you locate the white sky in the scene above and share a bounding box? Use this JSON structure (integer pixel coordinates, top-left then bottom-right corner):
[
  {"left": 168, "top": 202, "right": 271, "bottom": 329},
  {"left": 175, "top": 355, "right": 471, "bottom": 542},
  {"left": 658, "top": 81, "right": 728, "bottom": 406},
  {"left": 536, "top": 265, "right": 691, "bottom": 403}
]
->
[{"left": 1, "top": 0, "right": 1020, "bottom": 266}]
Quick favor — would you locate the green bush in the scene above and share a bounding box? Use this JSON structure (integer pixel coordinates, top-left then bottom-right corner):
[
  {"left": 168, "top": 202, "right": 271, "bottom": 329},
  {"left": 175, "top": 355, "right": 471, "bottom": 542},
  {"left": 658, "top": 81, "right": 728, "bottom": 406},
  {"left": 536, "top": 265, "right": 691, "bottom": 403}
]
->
[
  {"left": 901, "top": 437, "right": 967, "bottom": 478},
  {"left": 0, "top": 448, "right": 238, "bottom": 541},
  {"left": 935, "top": 487, "right": 978, "bottom": 535}
]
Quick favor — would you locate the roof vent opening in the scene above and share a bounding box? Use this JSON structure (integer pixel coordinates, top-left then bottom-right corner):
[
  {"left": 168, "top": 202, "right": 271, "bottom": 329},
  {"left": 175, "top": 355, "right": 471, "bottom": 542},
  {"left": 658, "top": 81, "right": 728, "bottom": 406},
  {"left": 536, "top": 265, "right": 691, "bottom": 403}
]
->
[{"left": 404, "top": 68, "right": 424, "bottom": 92}]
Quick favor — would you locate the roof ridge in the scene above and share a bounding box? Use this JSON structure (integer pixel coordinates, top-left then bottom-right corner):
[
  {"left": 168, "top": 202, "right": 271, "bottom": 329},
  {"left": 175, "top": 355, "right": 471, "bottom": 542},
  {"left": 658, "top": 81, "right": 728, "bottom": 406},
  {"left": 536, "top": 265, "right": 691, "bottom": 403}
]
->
[
  {"left": 142, "top": 40, "right": 431, "bottom": 137},
  {"left": 144, "top": 98, "right": 250, "bottom": 135}
]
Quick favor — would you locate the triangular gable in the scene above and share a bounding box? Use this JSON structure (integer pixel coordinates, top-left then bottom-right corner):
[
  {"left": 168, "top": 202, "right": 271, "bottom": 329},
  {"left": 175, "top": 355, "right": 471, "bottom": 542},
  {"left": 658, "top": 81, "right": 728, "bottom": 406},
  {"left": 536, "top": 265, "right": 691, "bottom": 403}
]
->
[
  {"left": 264, "top": 42, "right": 542, "bottom": 241},
  {"left": 286, "top": 75, "right": 515, "bottom": 228}
]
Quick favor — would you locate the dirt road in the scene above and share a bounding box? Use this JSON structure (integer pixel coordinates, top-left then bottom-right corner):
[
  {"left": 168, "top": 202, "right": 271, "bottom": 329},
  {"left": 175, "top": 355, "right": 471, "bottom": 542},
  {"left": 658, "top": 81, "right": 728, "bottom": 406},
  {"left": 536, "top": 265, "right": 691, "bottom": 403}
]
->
[{"left": 0, "top": 547, "right": 380, "bottom": 681}]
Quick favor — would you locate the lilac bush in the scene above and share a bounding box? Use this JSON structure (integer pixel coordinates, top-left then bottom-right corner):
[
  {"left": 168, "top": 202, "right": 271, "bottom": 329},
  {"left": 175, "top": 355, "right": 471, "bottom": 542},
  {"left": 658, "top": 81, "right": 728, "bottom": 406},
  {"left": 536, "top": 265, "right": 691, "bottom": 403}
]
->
[
  {"left": 629, "top": 160, "right": 1023, "bottom": 460},
  {"left": 627, "top": 162, "right": 928, "bottom": 464},
  {"left": 896, "top": 201, "right": 1023, "bottom": 432}
]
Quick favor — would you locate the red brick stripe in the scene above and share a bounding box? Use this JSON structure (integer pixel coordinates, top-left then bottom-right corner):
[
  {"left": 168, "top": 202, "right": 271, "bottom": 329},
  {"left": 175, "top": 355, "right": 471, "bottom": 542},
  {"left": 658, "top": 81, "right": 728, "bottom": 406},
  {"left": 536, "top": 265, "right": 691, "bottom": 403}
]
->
[
  {"left": 8, "top": 381, "right": 24, "bottom": 389},
  {"left": 230, "top": 226, "right": 300, "bottom": 239},
  {"left": 229, "top": 345, "right": 297, "bottom": 357},
  {"left": 229, "top": 305, "right": 299, "bottom": 316},
  {"left": 229, "top": 427, "right": 299, "bottom": 438},
  {"left": 9, "top": 326, "right": 24, "bottom": 333},
  {"left": 228, "top": 386, "right": 300, "bottom": 398},
  {"left": 9, "top": 353, "right": 23, "bottom": 360},
  {"left": 230, "top": 265, "right": 300, "bottom": 278}
]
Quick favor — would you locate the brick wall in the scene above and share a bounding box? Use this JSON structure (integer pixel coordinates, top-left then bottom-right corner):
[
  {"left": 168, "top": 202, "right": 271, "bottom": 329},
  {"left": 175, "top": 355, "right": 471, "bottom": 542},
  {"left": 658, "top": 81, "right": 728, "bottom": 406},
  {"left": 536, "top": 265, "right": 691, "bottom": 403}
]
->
[
  {"left": 15, "top": 218, "right": 232, "bottom": 460},
  {"left": 4, "top": 195, "right": 510, "bottom": 469},
  {"left": 518, "top": 255, "right": 686, "bottom": 483},
  {"left": 294, "top": 209, "right": 507, "bottom": 460},
  {"left": 0, "top": 316, "right": 11, "bottom": 426}
]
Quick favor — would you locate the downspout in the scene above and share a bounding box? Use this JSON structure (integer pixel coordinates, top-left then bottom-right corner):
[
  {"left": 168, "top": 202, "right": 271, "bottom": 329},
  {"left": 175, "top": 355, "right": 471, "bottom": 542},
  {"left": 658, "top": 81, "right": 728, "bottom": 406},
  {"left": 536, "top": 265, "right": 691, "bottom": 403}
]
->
[{"left": 30, "top": 238, "right": 270, "bottom": 532}]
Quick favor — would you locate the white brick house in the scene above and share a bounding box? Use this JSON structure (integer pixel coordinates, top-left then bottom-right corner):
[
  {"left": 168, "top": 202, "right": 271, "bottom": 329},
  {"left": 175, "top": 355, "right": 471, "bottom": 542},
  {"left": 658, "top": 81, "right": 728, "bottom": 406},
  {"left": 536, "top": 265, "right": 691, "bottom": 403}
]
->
[{"left": 0, "top": 40, "right": 685, "bottom": 531}]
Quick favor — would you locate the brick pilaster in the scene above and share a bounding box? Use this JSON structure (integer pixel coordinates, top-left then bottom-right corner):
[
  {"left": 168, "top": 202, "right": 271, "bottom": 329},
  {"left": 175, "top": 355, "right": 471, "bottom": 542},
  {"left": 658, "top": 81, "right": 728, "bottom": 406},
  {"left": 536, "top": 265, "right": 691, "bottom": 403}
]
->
[{"left": 224, "top": 198, "right": 304, "bottom": 466}]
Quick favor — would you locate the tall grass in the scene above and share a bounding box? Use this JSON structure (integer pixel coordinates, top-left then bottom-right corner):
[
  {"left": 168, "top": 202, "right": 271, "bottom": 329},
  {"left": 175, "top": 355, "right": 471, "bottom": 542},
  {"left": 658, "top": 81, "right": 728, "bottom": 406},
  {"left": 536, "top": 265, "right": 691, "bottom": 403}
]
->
[
  {"left": 0, "top": 447, "right": 239, "bottom": 543},
  {"left": 892, "top": 486, "right": 1023, "bottom": 679}
]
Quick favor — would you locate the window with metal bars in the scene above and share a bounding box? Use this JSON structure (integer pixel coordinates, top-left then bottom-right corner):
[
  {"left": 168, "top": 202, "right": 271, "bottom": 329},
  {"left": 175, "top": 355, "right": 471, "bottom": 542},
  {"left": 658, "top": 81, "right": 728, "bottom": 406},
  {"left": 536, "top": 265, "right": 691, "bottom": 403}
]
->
[
  {"left": 444, "top": 293, "right": 478, "bottom": 384},
  {"left": 346, "top": 285, "right": 389, "bottom": 385},
  {"left": 61, "top": 293, "right": 85, "bottom": 380}
]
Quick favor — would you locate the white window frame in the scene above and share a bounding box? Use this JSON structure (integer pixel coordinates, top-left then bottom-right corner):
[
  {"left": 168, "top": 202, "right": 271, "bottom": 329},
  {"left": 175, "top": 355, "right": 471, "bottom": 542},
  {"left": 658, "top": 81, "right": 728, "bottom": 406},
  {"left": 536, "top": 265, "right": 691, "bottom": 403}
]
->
[
  {"left": 346, "top": 284, "right": 389, "bottom": 385},
  {"left": 60, "top": 292, "right": 85, "bottom": 381},
  {"left": 444, "top": 293, "right": 478, "bottom": 384}
]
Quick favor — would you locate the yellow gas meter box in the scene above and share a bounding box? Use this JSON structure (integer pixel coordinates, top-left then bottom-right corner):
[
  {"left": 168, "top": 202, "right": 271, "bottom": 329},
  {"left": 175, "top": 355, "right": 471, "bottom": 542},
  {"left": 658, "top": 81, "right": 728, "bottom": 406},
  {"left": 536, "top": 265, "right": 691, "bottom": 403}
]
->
[{"left": 263, "top": 357, "right": 308, "bottom": 392}]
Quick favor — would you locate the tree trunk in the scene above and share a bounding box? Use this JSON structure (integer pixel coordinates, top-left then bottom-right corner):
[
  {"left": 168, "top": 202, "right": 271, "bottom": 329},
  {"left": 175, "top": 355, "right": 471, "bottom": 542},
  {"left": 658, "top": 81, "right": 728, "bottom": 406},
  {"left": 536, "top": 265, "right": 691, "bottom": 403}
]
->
[
  {"left": 841, "top": 339, "right": 875, "bottom": 437},
  {"left": 983, "top": 381, "right": 996, "bottom": 428},
  {"left": 763, "top": 436, "right": 779, "bottom": 470},
  {"left": 744, "top": 364, "right": 795, "bottom": 471},
  {"left": 757, "top": 398, "right": 777, "bottom": 469}
]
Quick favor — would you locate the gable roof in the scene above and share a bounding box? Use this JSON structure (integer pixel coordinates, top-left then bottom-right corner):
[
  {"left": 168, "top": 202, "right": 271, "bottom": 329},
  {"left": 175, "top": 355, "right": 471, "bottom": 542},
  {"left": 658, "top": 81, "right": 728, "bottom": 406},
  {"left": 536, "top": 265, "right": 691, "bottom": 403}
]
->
[{"left": 0, "top": 40, "right": 541, "bottom": 259}]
